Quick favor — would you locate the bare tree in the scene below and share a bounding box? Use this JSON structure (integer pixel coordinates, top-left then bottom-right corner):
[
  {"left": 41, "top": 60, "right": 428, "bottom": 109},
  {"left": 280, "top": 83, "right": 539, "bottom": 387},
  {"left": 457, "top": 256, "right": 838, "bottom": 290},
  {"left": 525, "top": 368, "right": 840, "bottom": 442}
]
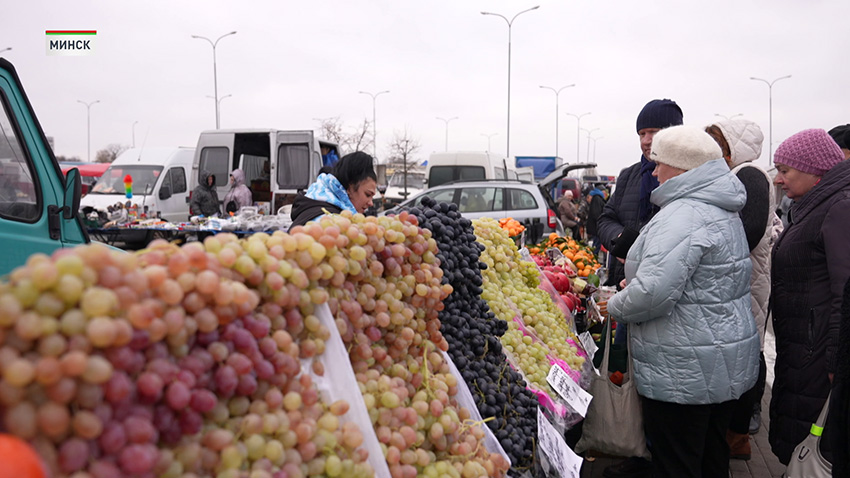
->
[
  {"left": 95, "top": 143, "right": 128, "bottom": 163},
  {"left": 314, "top": 117, "right": 374, "bottom": 155},
  {"left": 386, "top": 128, "right": 421, "bottom": 196}
]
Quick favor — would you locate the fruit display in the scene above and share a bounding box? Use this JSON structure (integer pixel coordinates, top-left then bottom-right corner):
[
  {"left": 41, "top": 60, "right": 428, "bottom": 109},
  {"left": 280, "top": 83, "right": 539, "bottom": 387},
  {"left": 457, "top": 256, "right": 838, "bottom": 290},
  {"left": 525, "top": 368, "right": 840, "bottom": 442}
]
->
[
  {"left": 297, "top": 212, "right": 510, "bottom": 478},
  {"left": 472, "top": 219, "right": 588, "bottom": 421},
  {"left": 0, "top": 238, "right": 374, "bottom": 478},
  {"left": 404, "top": 199, "right": 539, "bottom": 473},
  {"left": 0, "top": 210, "right": 511, "bottom": 478},
  {"left": 497, "top": 218, "right": 525, "bottom": 238},
  {"left": 528, "top": 233, "right": 601, "bottom": 279}
]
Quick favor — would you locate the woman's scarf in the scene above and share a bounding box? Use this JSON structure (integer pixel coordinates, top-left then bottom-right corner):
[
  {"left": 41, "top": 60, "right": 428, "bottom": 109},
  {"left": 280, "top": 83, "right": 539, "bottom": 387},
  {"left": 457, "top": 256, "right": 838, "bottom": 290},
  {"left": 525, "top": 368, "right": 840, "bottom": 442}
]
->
[{"left": 305, "top": 173, "right": 357, "bottom": 214}]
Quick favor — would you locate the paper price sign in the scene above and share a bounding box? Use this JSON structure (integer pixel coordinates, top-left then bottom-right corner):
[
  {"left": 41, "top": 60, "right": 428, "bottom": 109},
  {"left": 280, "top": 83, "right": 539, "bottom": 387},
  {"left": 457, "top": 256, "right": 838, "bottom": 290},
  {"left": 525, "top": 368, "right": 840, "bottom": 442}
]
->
[
  {"left": 537, "top": 407, "right": 583, "bottom": 478},
  {"left": 578, "top": 331, "right": 598, "bottom": 360},
  {"left": 547, "top": 364, "right": 593, "bottom": 417},
  {"left": 588, "top": 296, "right": 605, "bottom": 324}
]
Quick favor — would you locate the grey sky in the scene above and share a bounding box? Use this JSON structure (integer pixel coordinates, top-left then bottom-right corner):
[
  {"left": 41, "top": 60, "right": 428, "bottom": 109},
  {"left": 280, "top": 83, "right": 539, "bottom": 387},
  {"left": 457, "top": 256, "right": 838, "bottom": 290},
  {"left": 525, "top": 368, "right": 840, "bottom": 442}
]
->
[{"left": 4, "top": 0, "right": 849, "bottom": 175}]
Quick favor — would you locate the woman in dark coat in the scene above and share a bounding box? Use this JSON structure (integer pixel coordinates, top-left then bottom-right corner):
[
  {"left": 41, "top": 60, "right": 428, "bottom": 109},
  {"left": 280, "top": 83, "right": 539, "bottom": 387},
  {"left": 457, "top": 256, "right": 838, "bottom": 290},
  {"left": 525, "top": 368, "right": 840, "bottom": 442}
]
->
[
  {"left": 190, "top": 170, "right": 220, "bottom": 217},
  {"left": 769, "top": 129, "right": 850, "bottom": 465},
  {"left": 830, "top": 278, "right": 850, "bottom": 477}
]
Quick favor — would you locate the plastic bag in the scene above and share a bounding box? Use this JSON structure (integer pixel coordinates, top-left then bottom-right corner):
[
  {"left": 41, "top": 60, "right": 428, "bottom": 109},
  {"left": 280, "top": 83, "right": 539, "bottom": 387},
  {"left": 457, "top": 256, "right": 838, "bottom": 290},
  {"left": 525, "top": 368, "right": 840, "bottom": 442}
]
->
[{"left": 308, "top": 303, "right": 391, "bottom": 478}]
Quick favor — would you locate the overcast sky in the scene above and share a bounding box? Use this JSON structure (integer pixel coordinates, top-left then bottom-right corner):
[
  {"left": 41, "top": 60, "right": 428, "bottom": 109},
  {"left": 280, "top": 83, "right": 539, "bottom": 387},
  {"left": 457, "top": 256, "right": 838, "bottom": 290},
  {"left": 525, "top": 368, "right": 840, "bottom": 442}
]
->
[{"left": 4, "top": 0, "right": 849, "bottom": 176}]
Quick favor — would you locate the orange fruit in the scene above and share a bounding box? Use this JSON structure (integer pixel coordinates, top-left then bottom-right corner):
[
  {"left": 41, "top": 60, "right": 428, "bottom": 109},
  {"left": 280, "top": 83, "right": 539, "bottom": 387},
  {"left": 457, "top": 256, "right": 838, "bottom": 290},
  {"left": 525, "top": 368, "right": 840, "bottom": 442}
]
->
[{"left": 0, "top": 434, "right": 48, "bottom": 478}]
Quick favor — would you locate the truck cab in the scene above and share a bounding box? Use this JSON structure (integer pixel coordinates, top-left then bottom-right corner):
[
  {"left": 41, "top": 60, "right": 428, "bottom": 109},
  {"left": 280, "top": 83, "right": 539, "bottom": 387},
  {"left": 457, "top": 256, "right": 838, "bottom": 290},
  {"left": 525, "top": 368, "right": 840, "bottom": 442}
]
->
[
  {"left": 0, "top": 59, "right": 88, "bottom": 275},
  {"left": 190, "top": 129, "right": 340, "bottom": 216}
]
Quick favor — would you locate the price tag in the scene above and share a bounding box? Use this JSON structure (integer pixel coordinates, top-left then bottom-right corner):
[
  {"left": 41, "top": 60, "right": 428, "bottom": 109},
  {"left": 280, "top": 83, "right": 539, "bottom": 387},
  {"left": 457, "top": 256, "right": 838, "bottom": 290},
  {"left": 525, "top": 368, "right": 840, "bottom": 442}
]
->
[
  {"left": 588, "top": 296, "right": 604, "bottom": 324},
  {"left": 537, "top": 407, "right": 583, "bottom": 478},
  {"left": 578, "top": 331, "right": 598, "bottom": 359},
  {"left": 547, "top": 364, "right": 593, "bottom": 417}
]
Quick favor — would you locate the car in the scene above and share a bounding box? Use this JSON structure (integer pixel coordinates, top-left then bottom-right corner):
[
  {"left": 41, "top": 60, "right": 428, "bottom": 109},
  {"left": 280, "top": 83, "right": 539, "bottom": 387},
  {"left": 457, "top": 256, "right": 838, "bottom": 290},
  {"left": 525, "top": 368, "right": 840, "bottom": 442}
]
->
[{"left": 383, "top": 179, "right": 563, "bottom": 244}]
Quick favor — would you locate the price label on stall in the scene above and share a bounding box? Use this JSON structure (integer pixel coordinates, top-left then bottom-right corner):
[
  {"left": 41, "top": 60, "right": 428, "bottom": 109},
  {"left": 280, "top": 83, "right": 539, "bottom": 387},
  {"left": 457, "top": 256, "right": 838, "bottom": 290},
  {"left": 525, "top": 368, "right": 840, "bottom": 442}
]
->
[
  {"left": 537, "top": 407, "right": 583, "bottom": 478},
  {"left": 578, "top": 331, "right": 598, "bottom": 359},
  {"left": 547, "top": 364, "right": 593, "bottom": 417},
  {"left": 588, "top": 296, "right": 604, "bottom": 324}
]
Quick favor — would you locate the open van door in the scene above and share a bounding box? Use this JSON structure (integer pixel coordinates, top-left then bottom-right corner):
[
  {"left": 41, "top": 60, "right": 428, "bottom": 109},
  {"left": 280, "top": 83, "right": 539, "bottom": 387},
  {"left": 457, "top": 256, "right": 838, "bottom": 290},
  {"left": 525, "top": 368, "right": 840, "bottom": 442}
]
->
[{"left": 0, "top": 59, "right": 88, "bottom": 275}]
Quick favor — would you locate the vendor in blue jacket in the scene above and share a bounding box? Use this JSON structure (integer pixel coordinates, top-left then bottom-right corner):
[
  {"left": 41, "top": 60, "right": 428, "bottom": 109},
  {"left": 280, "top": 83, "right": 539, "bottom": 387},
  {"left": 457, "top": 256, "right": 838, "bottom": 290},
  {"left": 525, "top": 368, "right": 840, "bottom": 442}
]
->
[{"left": 607, "top": 125, "right": 760, "bottom": 478}]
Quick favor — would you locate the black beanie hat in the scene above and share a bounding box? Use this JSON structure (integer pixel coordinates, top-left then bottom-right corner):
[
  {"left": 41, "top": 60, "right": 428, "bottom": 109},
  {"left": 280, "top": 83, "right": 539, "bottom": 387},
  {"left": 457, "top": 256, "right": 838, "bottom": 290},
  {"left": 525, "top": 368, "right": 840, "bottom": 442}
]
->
[
  {"left": 828, "top": 124, "right": 850, "bottom": 149},
  {"left": 636, "top": 99, "right": 684, "bottom": 133}
]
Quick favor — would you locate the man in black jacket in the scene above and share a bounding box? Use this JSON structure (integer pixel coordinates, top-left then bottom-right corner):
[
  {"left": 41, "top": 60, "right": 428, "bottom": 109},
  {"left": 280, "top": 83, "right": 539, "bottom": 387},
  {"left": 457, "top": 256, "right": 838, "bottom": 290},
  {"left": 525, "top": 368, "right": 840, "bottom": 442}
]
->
[{"left": 596, "top": 98, "right": 683, "bottom": 478}]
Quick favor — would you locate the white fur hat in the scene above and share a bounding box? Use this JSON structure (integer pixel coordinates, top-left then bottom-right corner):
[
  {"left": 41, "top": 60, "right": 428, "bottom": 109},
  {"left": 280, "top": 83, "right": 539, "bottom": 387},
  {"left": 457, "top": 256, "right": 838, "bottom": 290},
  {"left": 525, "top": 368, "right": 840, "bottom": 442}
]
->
[{"left": 649, "top": 125, "right": 723, "bottom": 171}]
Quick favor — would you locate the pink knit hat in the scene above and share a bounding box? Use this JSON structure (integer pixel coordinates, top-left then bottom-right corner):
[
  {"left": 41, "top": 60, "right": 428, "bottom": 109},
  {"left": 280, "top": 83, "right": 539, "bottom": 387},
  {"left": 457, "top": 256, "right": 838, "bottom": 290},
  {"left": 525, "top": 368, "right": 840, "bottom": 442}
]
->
[{"left": 774, "top": 129, "right": 844, "bottom": 176}]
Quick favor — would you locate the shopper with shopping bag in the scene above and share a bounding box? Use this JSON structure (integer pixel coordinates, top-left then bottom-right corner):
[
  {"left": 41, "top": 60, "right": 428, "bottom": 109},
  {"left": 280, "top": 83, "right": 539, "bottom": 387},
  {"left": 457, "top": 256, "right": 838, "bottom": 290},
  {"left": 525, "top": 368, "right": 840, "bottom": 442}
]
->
[{"left": 606, "top": 125, "right": 760, "bottom": 478}]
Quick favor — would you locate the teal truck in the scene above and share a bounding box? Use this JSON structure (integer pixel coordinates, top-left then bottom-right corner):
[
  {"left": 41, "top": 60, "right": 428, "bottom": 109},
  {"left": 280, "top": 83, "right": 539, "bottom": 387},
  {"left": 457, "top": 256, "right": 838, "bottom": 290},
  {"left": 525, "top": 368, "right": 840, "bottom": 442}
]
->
[{"left": 0, "top": 58, "right": 89, "bottom": 275}]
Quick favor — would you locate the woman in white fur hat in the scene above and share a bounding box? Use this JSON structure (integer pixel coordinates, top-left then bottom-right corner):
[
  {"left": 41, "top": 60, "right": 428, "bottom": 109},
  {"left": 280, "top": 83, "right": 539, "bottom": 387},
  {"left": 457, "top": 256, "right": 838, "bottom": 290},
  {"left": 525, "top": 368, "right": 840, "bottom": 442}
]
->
[{"left": 606, "top": 125, "right": 760, "bottom": 478}]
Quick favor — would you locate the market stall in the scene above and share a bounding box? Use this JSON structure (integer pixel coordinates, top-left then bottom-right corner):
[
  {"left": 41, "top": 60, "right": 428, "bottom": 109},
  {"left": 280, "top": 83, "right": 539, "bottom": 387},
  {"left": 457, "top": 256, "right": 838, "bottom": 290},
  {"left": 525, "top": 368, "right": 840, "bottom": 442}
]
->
[{"left": 0, "top": 202, "right": 608, "bottom": 478}]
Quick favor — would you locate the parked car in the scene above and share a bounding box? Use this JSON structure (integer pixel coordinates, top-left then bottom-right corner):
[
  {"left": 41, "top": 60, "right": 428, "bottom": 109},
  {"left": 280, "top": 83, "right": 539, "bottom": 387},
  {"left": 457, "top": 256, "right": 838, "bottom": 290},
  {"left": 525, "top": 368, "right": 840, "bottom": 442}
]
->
[{"left": 383, "top": 179, "right": 562, "bottom": 244}]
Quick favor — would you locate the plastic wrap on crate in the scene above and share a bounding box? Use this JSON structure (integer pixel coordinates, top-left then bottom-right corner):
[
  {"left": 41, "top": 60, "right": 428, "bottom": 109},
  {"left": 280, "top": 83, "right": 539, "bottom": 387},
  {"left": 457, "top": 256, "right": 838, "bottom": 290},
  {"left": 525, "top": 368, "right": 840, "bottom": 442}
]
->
[
  {"left": 440, "top": 350, "right": 512, "bottom": 469},
  {"left": 307, "top": 303, "right": 392, "bottom": 478}
]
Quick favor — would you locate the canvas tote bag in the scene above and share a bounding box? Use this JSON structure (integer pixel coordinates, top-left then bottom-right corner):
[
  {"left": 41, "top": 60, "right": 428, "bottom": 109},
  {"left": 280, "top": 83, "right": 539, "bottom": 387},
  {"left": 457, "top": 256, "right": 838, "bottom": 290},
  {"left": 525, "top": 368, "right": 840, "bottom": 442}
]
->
[
  {"left": 575, "top": 320, "right": 650, "bottom": 458},
  {"left": 784, "top": 393, "right": 832, "bottom": 478}
]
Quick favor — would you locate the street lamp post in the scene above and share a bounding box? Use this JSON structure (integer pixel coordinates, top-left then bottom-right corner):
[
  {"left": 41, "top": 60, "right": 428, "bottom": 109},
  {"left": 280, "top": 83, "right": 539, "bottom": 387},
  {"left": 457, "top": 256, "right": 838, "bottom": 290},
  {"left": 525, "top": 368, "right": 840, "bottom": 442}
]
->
[
  {"left": 132, "top": 120, "right": 139, "bottom": 148},
  {"left": 582, "top": 127, "right": 600, "bottom": 162},
  {"left": 590, "top": 136, "right": 603, "bottom": 163},
  {"left": 750, "top": 75, "right": 792, "bottom": 164},
  {"left": 206, "top": 94, "right": 232, "bottom": 127},
  {"left": 436, "top": 116, "right": 458, "bottom": 151},
  {"left": 714, "top": 113, "right": 743, "bottom": 121},
  {"left": 192, "top": 31, "right": 237, "bottom": 129},
  {"left": 77, "top": 100, "right": 100, "bottom": 162},
  {"left": 481, "top": 133, "right": 498, "bottom": 152},
  {"left": 481, "top": 5, "right": 540, "bottom": 157},
  {"left": 566, "top": 112, "right": 591, "bottom": 164},
  {"left": 359, "top": 90, "right": 390, "bottom": 160},
  {"left": 539, "top": 84, "right": 575, "bottom": 159},
  {"left": 0, "top": 47, "right": 11, "bottom": 55}
]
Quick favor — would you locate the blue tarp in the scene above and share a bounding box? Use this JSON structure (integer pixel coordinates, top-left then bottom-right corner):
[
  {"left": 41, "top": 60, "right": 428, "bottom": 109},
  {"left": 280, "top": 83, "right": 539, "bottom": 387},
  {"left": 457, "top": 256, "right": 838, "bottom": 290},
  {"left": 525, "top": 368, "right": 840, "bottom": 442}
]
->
[{"left": 515, "top": 156, "right": 557, "bottom": 180}]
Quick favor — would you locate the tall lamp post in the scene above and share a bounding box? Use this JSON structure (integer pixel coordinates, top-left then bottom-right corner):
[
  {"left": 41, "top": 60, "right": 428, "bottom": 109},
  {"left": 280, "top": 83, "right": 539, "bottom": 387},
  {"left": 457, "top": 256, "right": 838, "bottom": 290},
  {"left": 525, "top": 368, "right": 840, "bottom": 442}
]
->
[
  {"left": 0, "top": 47, "right": 11, "bottom": 55},
  {"left": 436, "top": 116, "right": 458, "bottom": 151},
  {"left": 132, "top": 120, "right": 139, "bottom": 148},
  {"left": 481, "top": 5, "right": 540, "bottom": 157},
  {"left": 206, "top": 94, "right": 232, "bottom": 127},
  {"left": 192, "top": 31, "right": 237, "bottom": 129},
  {"left": 750, "top": 75, "right": 791, "bottom": 164},
  {"left": 539, "top": 84, "right": 575, "bottom": 159},
  {"left": 582, "top": 127, "right": 600, "bottom": 162},
  {"left": 481, "top": 133, "right": 498, "bottom": 152},
  {"left": 715, "top": 113, "right": 743, "bottom": 121},
  {"left": 566, "top": 112, "right": 591, "bottom": 164},
  {"left": 590, "top": 136, "right": 603, "bottom": 163},
  {"left": 359, "top": 90, "right": 390, "bottom": 160},
  {"left": 77, "top": 100, "right": 100, "bottom": 162}
]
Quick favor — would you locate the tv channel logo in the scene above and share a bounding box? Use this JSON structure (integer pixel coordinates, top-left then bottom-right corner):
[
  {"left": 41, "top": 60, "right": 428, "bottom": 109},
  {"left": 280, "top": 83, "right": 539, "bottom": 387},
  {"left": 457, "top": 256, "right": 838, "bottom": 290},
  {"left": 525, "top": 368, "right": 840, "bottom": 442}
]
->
[{"left": 46, "top": 30, "right": 96, "bottom": 56}]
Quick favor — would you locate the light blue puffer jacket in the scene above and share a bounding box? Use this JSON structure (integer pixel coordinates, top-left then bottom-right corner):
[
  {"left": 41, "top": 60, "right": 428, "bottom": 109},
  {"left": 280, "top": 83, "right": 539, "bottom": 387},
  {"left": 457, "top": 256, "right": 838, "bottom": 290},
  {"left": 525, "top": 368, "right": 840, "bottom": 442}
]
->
[{"left": 607, "top": 158, "right": 759, "bottom": 405}]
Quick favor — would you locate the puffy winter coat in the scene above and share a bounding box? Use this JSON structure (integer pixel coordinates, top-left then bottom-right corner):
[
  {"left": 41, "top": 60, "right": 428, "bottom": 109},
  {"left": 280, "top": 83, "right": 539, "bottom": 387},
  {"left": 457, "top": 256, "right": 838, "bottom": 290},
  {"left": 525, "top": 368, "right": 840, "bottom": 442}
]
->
[
  {"left": 769, "top": 159, "right": 850, "bottom": 464},
  {"left": 222, "top": 169, "right": 253, "bottom": 213},
  {"left": 722, "top": 118, "right": 783, "bottom": 349},
  {"left": 607, "top": 158, "right": 759, "bottom": 405},
  {"left": 190, "top": 170, "right": 220, "bottom": 217}
]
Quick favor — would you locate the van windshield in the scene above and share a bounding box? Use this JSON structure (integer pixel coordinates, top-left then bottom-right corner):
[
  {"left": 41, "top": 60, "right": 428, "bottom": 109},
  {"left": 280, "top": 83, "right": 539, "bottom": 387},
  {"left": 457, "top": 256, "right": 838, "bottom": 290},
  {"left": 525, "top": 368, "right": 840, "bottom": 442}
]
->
[
  {"left": 90, "top": 165, "right": 163, "bottom": 195},
  {"left": 389, "top": 172, "right": 425, "bottom": 188},
  {"left": 428, "top": 166, "right": 485, "bottom": 188}
]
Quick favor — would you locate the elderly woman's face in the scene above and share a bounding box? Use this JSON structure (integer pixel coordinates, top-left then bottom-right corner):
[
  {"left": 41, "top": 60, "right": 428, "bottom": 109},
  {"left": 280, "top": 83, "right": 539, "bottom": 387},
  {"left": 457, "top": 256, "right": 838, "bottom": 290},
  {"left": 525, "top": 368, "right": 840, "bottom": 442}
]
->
[
  {"left": 348, "top": 177, "right": 377, "bottom": 213},
  {"left": 774, "top": 164, "right": 820, "bottom": 200}
]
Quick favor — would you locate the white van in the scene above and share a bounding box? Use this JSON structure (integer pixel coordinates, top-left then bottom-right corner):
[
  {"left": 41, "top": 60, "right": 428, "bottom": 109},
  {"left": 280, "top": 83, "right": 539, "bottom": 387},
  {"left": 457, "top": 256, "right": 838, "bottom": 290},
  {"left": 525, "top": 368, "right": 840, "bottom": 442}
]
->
[
  {"left": 190, "top": 129, "right": 340, "bottom": 215},
  {"left": 426, "top": 151, "right": 515, "bottom": 188},
  {"left": 81, "top": 147, "right": 194, "bottom": 222},
  {"left": 380, "top": 169, "right": 426, "bottom": 207}
]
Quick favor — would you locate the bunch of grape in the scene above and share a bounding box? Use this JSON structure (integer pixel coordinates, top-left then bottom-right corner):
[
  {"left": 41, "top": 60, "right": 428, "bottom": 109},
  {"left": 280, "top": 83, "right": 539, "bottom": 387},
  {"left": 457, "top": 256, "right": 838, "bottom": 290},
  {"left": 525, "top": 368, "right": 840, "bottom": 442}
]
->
[
  {"left": 291, "top": 212, "right": 510, "bottom": 478},
  {"left": 0, "top": 235, "right": 373, "bottom": 478},
  {"left": 473, "top": 218, "right": 585, "bottom": 394},
  {"left": 399, "top": 198, "right": 539, "bottom": 472}
]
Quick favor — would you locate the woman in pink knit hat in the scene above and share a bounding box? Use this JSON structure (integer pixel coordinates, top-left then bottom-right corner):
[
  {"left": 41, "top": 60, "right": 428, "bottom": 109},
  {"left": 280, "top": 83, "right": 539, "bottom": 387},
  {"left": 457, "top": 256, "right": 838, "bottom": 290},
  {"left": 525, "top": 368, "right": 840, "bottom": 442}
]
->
[{"left": 768, "top": 128, "right": 850, "bottom": 466}]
